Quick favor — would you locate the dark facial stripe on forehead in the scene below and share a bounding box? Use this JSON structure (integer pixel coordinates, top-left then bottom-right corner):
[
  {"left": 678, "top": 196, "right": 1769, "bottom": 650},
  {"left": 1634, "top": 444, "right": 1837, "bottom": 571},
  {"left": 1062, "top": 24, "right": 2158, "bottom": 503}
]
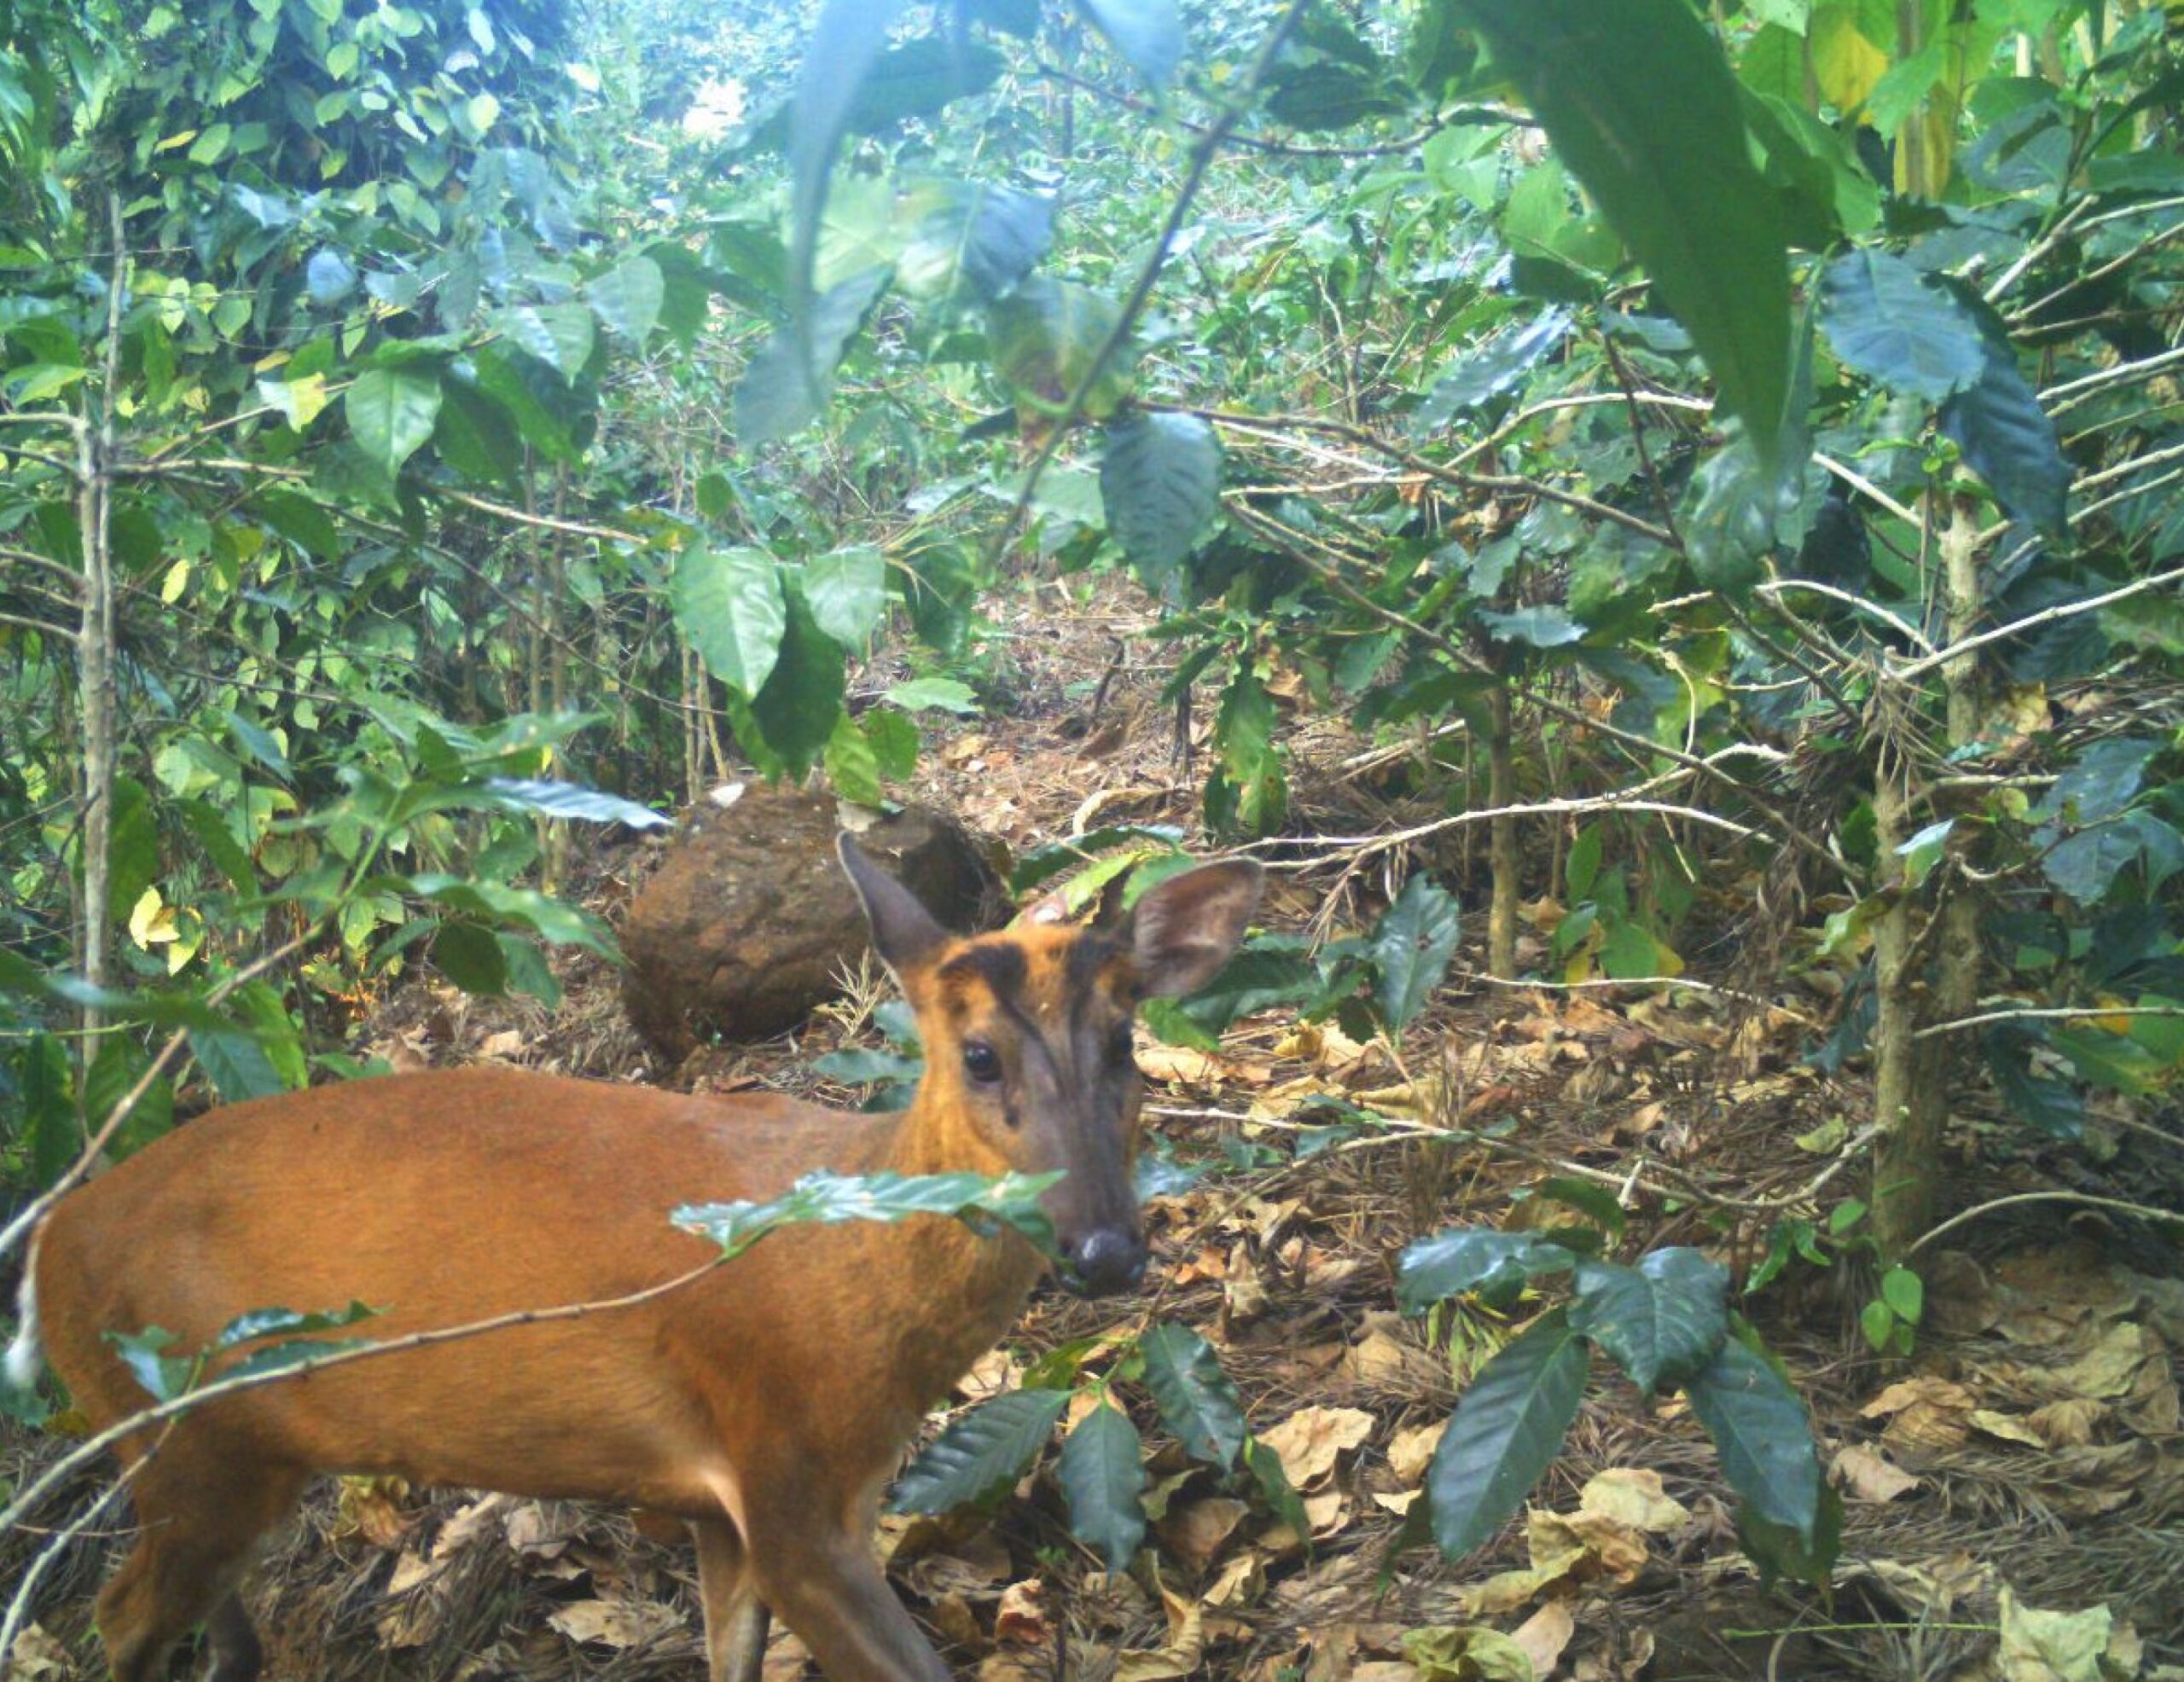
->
[{"left": 938, "top": 942, "right": 1028, "bottom": 1003}]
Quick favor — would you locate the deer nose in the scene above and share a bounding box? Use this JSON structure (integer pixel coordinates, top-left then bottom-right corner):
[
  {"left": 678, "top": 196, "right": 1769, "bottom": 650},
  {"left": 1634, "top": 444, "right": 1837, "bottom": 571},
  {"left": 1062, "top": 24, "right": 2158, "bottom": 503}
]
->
[{"left": 1068, "top": 1228, "right": 1147, "bottom": 1296}]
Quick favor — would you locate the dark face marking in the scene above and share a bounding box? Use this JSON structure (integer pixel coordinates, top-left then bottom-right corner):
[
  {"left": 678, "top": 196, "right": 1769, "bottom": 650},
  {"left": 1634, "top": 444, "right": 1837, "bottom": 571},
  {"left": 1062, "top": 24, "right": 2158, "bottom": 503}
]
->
[{"left": 929, "top": 927, "right": 1147, "bottom": 1294}]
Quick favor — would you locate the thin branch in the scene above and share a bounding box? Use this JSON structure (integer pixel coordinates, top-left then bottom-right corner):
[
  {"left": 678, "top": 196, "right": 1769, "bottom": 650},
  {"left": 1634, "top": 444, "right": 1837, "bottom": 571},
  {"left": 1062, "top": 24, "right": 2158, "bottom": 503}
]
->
[
  {"left": 1890, "top": 558, "right": 2184, "bottom": 682},
  {"left": 0, "top": 1251, "right": 735, "bottom": 1538},
  {"left": 1909, "top": 1190, "right": 2183, "bottom": 1256},
  {"left": 1813, "top": 451, "right": 1921, "bottom": 526},
  {"left": 1755, "top": 579, "right": 1934, "bottom": 652},
  {"left": 1913, "top": 1003, "right": 2184, "bottom": 1041},
  {"left": 438, "top": 489, "right": 646, "bottom": 547}
]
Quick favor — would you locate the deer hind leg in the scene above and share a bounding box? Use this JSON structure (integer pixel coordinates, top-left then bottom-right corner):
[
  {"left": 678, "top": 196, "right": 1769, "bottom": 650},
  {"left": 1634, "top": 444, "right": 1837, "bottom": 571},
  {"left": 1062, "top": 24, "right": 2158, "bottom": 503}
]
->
[
  {"left": 98, "top": 1438, "right": 305, "bottom": 1682},
  {"left": 692, "top": 1517, "right": 771, "bottom": 1682}
]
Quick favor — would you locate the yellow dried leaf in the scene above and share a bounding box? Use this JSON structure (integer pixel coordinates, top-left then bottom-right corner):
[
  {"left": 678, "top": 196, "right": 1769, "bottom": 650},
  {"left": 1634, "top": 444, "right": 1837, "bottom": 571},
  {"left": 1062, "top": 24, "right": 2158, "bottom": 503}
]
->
[{"left": 1260, "top": 1405, "right": 1375, "bottom": 1489}]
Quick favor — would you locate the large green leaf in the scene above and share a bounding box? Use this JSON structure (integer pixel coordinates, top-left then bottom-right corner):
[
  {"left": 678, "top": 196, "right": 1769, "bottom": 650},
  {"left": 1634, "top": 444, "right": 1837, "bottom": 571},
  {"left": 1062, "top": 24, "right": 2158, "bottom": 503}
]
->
[
  {"left": 1682, "top": 1335, "right": 1822, "bottom": 1547},
  {"left": 804, "top": 544, "right": 888, "bottom": 647},
  {"left": 1100, "top": 412, "right": 1221, "bottom": 589},
  {"left": 899, "top": 182, "right": 1054, "bottom": 304},
  {"left": 479, "top": 779, "right": 670, "bottom": 829},
  {"left": 735, "top": 265, "right": 891, "bottom": 447},
  {"left": 1940, "top": 330, "right": 2069, "bottom": 536},
  {"left": 672, "top": 544, "right": 787, "bottom": 694},
  {"left": 20, "top": 1032, "right": 79, "bottom": 1188},
  {"left": 1415, "top": 308, "right": 1571, "bottom": 431},
  {"left": 988, "top": 278, "right": 1131, "bottom": 419},
  {"left": 1424, "top": 1309, "right": 1590, "bottom": 1560},
  {"left": 890, "top": 1388, "right": 1072, "bottom": 1512},
  {"left": 1371, "top": 873, "right": 1461, "bottom": 1033},
  {"left": 1819, "top": 249, "right": 1984, "bottom": 402},
  {"left": 840, "top": 34, "right": 1005, "bottom": 133},
  {"left": 1138, "top": 1321, "right": 1246, "bottom": 1470},
  {"left": 1057, "top": 1402, "right": 1148, "bottom": 1570},
  {"left": 749, "top": 592, "right": 847, "bottom": 778},
  {"left": 1568, "top": 1248, "right": 1728, "bottom": 1396},
  {"left": 491, "top": 303, "right": 595, "bottom": 383},
  {"left": 1077, "top": 0, "right": 1182, "bottom": 89},
  {"left": 1397, "top": 1229, "right": 1577, "bottom": 1314},
  {"left": 1455, "top": 0, "right": 1789, "bottom": 467},
  {"left": 346, "top": 365, "right": 442, "bottom": 477},
  {"left": 586, "top": 255, "right": 665, "bottom": 347},
  {"left": 675, "top": 1168, "right": 1060, "bottom": 1258},
  {"left": 189, "top": 1024, "right": 287, "bottom": 1103}
]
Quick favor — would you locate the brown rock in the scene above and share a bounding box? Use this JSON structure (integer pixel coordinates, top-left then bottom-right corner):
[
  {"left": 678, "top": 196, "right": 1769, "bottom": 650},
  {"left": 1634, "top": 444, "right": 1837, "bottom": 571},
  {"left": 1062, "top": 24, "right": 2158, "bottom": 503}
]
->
[{"left": 619, "top": 785, "right": 1005, "bottom": 1058}]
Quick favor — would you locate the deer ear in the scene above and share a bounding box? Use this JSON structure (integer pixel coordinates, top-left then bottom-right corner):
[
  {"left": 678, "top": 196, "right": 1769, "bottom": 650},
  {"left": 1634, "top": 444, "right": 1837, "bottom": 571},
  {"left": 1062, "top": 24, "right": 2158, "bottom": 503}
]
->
[
  {"left": 839, "top": 836, "right": 949, "bottom": 981},
  {"left": 1125, "top": 861, "right": 1264, "bottom": 999}
]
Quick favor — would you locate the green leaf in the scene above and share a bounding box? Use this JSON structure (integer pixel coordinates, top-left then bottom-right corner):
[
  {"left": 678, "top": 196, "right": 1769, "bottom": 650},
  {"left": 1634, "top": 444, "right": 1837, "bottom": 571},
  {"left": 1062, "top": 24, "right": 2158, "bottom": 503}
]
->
[
  {"left": 497, "top": 933, "right": 564, "bottom": 1007},
  {"left": 839, "top": 34, "right": 1005, "bottom": 132},
  {"left": 345, "top": 365, "right": 442, "bottom": 477},
  {"left": 804, "top": 545, "right": 888, "bottom": 647},
  {"left": 586, "top": 255, "right": 665, "bottom": 347},
  {"left": 189, "top": 1024, "right": 287, "bottom": 1103},
  {"left": 677, "top": 1168, "right": 1060, "bottom": 1259},
  {"left": 674, "top": 544, "right": 787, "bottom": 694},
  {"left": 217, "top": 1301, "right": 380, "bottom": 1348},
  {"left": 1077, "top": 0, "right": 1183, "bottom": 89},
  {"left": 1819, "top": 250, "right": 1983, "bottom": 402},
  {"left": 1415, "top": 308, "right": 1571, "bottom": 428},
  {"left": 811, "top": 1047, "right": 925, "bottom": 1087},
  {"left": 106, "top": 774, "right": 160, "bottom": 931},
  {"left": 1101, "top": 412, "right": 1221, "bottom": 587},
  {"left": 1371, "top": 873, "right": 1461, "bottom": 1033},
  {"left": 1984, "top": 1023, "right": 2083, "bottom": 1140},
  {"left": 750, "top": 593, "right": 847, "bottom": 778},
  {"left": 20, "top": 1032, "right": 80, "bottom": 1188},
  {"left": 899, "top": 182, "right": 1054, "bottom": 304},
  {"left": 883, "top": 676, "right": 979, "bottom": 715},
  {"left": 1423, "top": 1308, "right": 1589, "bottom": 1560},
  {"left": 106, "top": 1327, "right": 193, "bottom": 1402},
  {"left": 1397, "top": 1229, "right": 1577, "bottom": 1314},
  {"left": 479, "top": 779, "right": 669, "bottom": 828},
  {"left": 988, "top": 278, "right": 1131, "bottom": 419},
  {"left": 1453, "top": 0, "right": 1789, "bottom": 467},
  {"left": 1939, "top": 330, "right": 2068, "bottom": 536},
  {"left": 1568, "top": 1248, "right": 1729, "bottom": 1396},
  {"left": 83, "top": 1030, "right": 171, "bottom": 1162},
  {"left": 1878, "top": 1266, "right": 1923, "bottom": 1325},
  {"left": 1137, "top": 1321, "right": 1246, "bottom": 1470},
  {"left": 1476, "top": 605, "right": 1584, "bottom": 649},
  {"left": 433, "top": 921, "right": 508, "bottom": 995},
  {"left": 735, "top": 265, "right": 892, "bottom": 448},
  {"left": 224, "top": 710, "right": 291, "bottom": 781},
  {"left": 865, "top": 709, "right": 921, "bottom": 780},
  {"left": 823, "top": 712, "right": 886, "bottom": 805},
  {"left": 890, "top": 1387, "right": 1072, "bottom": 1512},
  {"left": 1057, "top": 1401, "right": 1147, "bottom": 1570},
  {"left": 491, "top": 303, "right": 595, "bottom": 383},
  {"left": 1243, "top": 1434, "right": 1313, "bottom": 1543},
  {"left": 1682, "top": 1334, "right": 1822, "bottom": 1547}
]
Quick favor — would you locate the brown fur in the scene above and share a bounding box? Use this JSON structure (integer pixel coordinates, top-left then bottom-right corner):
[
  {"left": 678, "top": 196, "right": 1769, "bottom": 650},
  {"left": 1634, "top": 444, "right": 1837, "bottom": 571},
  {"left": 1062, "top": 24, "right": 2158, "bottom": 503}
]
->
[{"left": 30, "top": 849, "right": 1263, "bottom": 1682}]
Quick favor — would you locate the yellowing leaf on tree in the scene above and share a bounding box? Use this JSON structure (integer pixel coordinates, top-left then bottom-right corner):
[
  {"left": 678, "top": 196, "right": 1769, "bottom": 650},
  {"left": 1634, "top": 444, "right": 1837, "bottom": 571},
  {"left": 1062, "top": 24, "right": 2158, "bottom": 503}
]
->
[
  {"left": 128, "top": 885, "right": 177, "bottom": 948},
  {"left": 1810, "top": 6, "right": 1888, "bottom": 111}
]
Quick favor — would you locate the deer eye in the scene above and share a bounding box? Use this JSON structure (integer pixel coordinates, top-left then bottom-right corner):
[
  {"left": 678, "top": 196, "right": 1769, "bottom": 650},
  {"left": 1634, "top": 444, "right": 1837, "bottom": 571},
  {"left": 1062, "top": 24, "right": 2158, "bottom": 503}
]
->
[{"left": 962, "top": 1041, "right": 1002, "bottom": 1084}]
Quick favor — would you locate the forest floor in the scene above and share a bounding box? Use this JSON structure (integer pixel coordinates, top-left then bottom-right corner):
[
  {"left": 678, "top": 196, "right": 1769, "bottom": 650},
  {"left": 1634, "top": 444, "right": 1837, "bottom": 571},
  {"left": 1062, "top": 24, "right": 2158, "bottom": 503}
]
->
[{"left": 6, "top": 580, "right": 2182, "bottom": 1682}]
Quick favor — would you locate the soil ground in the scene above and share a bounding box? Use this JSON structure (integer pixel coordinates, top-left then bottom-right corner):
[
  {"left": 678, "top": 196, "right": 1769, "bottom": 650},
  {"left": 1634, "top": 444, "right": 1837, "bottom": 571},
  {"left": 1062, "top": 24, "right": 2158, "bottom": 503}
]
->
[{"left": 6, "top": 579, "right": 2181, "bottom": 1682}]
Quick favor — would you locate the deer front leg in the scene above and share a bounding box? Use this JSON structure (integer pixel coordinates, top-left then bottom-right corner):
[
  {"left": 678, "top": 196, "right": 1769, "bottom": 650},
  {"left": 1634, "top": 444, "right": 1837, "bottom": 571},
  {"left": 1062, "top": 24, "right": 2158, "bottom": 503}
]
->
[
  {"left": 743, "top": 1497, "right": 951, "bottom": 1682},
  {"left": 692, "top": 1518, "right": 771, "bottom": 1682}
]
